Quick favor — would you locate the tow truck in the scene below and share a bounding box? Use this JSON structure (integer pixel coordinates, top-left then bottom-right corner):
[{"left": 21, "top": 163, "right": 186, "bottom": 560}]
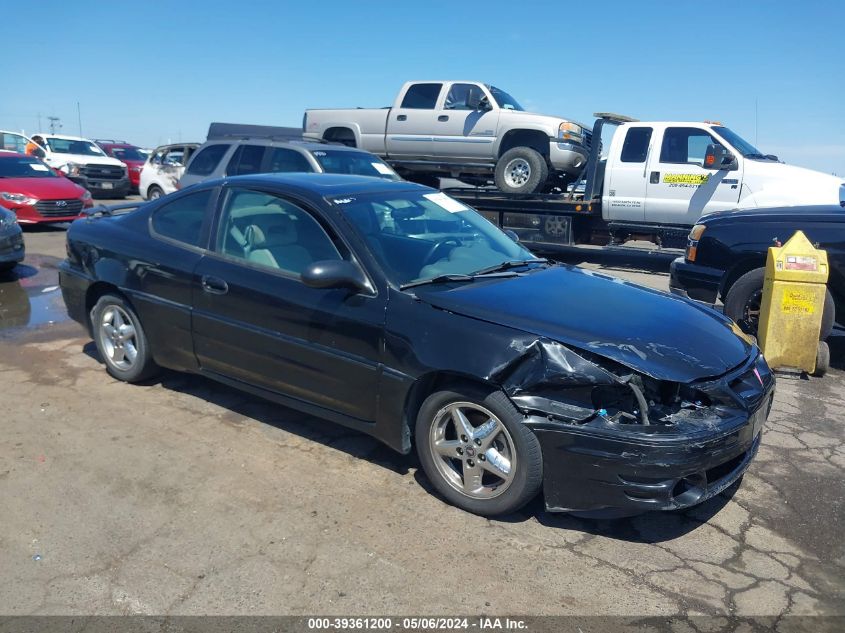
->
[{"left": 444, "top": 114, "right": 845, "bottom": 253}]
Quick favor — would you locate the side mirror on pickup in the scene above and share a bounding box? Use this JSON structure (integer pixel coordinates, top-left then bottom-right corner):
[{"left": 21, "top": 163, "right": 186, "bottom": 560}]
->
[{"left": 703, "top": 144, "right": 738, "bottom": 171}]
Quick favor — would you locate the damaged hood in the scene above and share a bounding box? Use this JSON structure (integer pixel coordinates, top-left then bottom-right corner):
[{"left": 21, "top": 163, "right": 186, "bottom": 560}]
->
[{"left": 414, "top": 265, "right": 753, "bottom": 383}]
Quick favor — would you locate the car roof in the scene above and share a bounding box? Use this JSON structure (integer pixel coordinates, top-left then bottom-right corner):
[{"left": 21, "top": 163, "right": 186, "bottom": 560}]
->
[
  {"left": 198, "top": 172, "right": 429, "bottom": 198},
  {"left": 38, "top": 133, "right": 94, "bottom": 141},
  {"left": 199, "top": 138, "right": 367, "bottom": 153},
  {"left": 153, "top": 143, "right": 199, "bottom": 151},
  {"left": 702, "top": 205, "right": 845, "bottom": 224},
  {"left": 0, "top": 152, "right": 33, "bottom": 159}
]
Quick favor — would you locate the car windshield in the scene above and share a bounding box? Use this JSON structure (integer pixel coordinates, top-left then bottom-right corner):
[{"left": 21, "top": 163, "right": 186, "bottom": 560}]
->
[
  {"left": 711, "top": 126, "right": 766, "bottom": 158},
  {"left": 0, "top": 156, "right": 57, "bottom": 179},
  {"left": 311, "top": 150, "right": 401, "bottom": 180},
  {"left": 46, "top": 138, "right": 106, "bottom": 156},
  {"left": 108, "top": 146, "right": 146, "bottom": 161},
  {"left": 331, "top": 190, "right": 540, "bottom": 287},
  {"left": 487, "top": 86, "right": 524, "bottom": 111}
]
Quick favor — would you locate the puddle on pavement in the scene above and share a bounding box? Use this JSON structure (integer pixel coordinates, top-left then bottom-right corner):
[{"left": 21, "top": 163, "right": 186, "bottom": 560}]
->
[{"left": 0, "top": 255, "right": 70, "bottom": 333}]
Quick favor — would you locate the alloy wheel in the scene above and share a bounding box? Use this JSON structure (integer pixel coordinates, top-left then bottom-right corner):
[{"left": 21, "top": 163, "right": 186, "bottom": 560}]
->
[
  {"left": 97, "top": 305, "right": 139, "bottom": 371},
  {"left": 504, "top": 158, "right": 531, "bottom": 188},
  {"left": 428, "top": 402, "right": 516, "bottom": 499}
]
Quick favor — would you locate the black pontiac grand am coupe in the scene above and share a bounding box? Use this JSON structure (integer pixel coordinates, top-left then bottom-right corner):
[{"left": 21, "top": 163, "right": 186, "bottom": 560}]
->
[{"left": 59, "top": 174, "right": 775, "bottom": 517}]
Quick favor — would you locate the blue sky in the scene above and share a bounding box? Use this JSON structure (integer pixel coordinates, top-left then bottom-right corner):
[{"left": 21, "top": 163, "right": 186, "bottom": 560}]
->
[{"left": 2, "top": 1, "right": 842, "bottom": 175}]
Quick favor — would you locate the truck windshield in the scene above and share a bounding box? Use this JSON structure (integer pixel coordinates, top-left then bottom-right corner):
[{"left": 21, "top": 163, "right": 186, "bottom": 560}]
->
[
  {"left": 488, "top": 86, "right": 524, "bottom": 111},
  {"left": 711, "top": 126, "right": 768, "bottom": 159},
  {"left": 331, "top": 190, "right": 539, "bottom": 287},
  {"left": 46, "top": 138, "right": 106, "bottom": 156},
  {"left": 108, "top": 147, "right": 146, "bottom": 161},
  {"left": 312, "top": 150, "right": 401, "bottom": 180}
]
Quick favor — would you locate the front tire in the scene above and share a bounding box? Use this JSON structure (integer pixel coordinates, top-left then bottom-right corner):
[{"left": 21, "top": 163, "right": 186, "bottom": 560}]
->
[
  {"left": 147, "top": 185, "right": 164, "bottom": 200},
  {"left": 494, "top": 147, "right": 549, "bottom": 195},
  {"left": 415, "top": 386, "right": 542, "bottom": 516},
  {"left": 725, "top": 267, "right": 835, "bottom": 339},
  {"left": 91, "top": 293, "right": 159, "bottom": 383}
]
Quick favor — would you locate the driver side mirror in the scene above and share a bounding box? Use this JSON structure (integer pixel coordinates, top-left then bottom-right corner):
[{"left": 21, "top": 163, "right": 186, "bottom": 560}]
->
[
  {"left": 301, "top": 260, "right": 368, "bottom": 292},
  {"left": 703, "top": 143, "right": 738, "bottom": 171}
]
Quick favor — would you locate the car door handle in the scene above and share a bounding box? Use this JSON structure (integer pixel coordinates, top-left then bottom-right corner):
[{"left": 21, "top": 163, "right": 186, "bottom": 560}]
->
[
  {"left": 396, "top": 114, "right": 407, "bottom": 121},
  {"left": 201, "top": 275, "right": 228, "bottom": 295},
  {"left": 438, "top": 115, "right": 449, "bottom": 122},
  {"left": 650, "top": 171, "right": 660, "bottom": 184}
]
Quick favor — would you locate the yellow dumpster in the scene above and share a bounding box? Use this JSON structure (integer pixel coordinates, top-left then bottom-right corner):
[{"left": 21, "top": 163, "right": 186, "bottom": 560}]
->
[{"left": 758, "top": 230, "right": 830, "bottom": 376}]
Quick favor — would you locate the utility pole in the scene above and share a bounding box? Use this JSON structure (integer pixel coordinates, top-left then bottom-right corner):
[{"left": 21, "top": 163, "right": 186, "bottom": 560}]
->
[
  {"left": 755, "top": 98, "right": 758, "bottom": 146},
  {"left": 37, "top": 112, "right": 42, "bottom": 132},
  {"left": 77, "top": 102, "right": 83, "bottom": 136},
  {"left": 47, "top": 116, "right": 62, "bottom": 134}
]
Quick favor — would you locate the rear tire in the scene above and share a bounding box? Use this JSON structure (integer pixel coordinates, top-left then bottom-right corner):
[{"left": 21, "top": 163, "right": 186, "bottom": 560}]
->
[
  {"left": 90, "top": 293, "right": 159, "bottom": 383},
  {"left": 415, "top": 386, "right": 542, "bottom": 516},
  {"left": 147, "top": 185, "right": 164, "bottom": 200},
  {"left": 494, "top": 147, "right": 548, "bottom": 195}
]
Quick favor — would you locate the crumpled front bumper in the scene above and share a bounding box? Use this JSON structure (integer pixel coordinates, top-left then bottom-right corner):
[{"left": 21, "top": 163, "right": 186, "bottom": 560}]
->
[{"left": 520, "top": 356, "right": 775, "bottom": 517}]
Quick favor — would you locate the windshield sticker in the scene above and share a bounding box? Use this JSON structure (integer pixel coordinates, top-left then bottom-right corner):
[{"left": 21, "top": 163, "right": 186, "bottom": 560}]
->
[
  {"left": 423, "top": 192, "right": 469, "bottom": 213},
  {"left": 333, "top": 197, "right": 356, "bottom": 205},
  {"left": 313, "top": 151, "right": 326, "bottom": 157},
  {"left": 29, "top": 163, "right": 49, "bottom": 171},
  {"left": 371, "top": 162, "right": 394, "bottom": 175},
  {"left": 663, "top": 174, "right": 710, "bottom": 188}
]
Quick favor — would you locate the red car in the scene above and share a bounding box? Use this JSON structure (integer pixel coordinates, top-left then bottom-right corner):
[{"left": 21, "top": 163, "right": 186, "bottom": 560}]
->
[
  {"left": 0, "top": 153, "right": 93, "bottom": 223},
  {"left": 96, "top": 140, "right": 146, "bottom": 192}
]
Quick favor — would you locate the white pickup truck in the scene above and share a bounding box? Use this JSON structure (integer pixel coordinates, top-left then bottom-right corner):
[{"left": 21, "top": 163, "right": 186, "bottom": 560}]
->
[
  {"left": 303, "top": 81, "right": 591, "bottom": 195},
  {"left": 447, "top": 115, "right": 845, "bottom": 248}
]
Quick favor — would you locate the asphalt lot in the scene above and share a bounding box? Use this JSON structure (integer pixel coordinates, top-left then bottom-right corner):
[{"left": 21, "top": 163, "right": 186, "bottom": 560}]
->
[{"left": 1, "top": 201, "right": 843, "bottom": 621}]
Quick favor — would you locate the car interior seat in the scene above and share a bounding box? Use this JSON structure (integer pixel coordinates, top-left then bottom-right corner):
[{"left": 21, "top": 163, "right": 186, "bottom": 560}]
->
[{"left": 244, "top": 216, "right": 313, "bottom": 273}]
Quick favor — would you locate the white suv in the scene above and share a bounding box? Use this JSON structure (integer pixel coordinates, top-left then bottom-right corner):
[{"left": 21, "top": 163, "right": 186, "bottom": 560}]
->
[{"left": 139, "top": 143, "right": 198, "bottom": 200}]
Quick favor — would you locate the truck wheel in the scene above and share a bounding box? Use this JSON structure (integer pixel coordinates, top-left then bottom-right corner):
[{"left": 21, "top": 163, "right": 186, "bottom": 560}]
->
[
  {"left": 812, "top": 340, "right": 830, "bottom": 377},
  {"left": 495, "top": 147, "right": 548, "bottom": 195},
  {"left": 725, "top": 268, "right": 835, "bottom": 339}
]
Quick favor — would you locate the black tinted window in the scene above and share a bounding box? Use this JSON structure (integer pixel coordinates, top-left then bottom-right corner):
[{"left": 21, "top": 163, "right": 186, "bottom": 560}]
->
[
  {"left": 620, "top": 127, "right": 652, "bottom": 163},
  {"left": 400, "top": 83, "right": 442, "bottom": 109},
  {"left": 660, "top": 127, "right": 719, "bottom": 164},
  {"left": 186, "top": 144, "right": 228, "bottom": 175},
  {"left": 151, "top": 190, "right": 212, "bottom": 246},
  {"left": 267, "top": 147, "right": 313, "bottom": 173},
  {"left": 227, "top": 144, "right": 266, "bottom": 176}
]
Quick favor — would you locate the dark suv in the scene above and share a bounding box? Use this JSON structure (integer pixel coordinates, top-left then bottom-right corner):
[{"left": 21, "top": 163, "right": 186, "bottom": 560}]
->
[{"left": 669, "top": 205, "right": 843, "bottom": 339}]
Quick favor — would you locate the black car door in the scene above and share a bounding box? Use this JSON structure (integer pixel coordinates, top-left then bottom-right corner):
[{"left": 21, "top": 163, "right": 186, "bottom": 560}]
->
[
  {"left": 132, "top": 188, "right": 216, "bottom": 372},
  {"left": 191, "top": 186, "right": 386, "bottom": 422}
]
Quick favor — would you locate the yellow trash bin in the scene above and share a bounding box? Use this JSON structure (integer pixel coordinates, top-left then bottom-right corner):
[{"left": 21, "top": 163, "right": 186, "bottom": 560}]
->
[{"left": 758, "top": 230, "right": 829, "bottom": 375}]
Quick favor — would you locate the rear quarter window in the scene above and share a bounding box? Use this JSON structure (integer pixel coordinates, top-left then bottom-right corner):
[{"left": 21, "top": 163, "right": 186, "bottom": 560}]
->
[
  {"left": 400, "top": 83, "right": 442, "bottom": 109},
  {"left": 186, "top": 144, "right": 229, "bottom": 176},
  {"left": 150, "top": 189, "right": 213, "bottom": 247}
]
